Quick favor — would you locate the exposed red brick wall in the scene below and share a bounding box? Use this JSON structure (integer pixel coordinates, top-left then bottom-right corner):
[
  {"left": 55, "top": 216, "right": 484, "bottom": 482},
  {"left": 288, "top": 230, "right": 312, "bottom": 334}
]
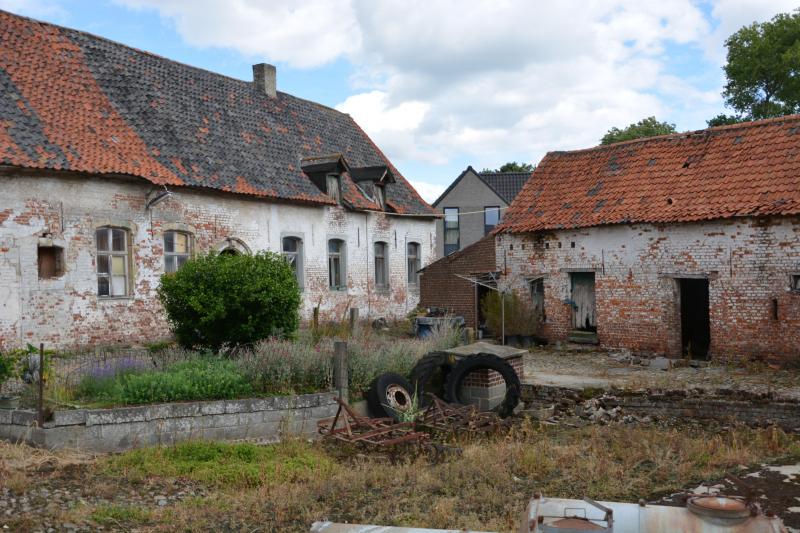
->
[
  {"left": 499, "top": 216, "right": 800, "bottom": 362},
  {"left": 419, "top": 236, "right": 496, "bottom": 329}
]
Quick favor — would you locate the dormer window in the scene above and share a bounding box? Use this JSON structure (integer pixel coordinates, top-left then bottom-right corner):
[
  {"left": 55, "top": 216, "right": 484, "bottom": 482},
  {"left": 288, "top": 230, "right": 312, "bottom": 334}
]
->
[{"left": 326, "top": 173, "right": 342, "bottom": 204}]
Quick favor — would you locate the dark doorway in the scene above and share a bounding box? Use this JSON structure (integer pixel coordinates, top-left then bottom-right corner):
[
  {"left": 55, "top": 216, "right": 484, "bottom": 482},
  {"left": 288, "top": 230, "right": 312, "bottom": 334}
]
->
[
  {"left": 477, "top": 284, "right": 492, "bottom": 337},
  {"left": 570, "top": 272, "right": 596, "bottom": 331},
  {"left": 679, "top": 278, "right": 710, "bottom": 359}
]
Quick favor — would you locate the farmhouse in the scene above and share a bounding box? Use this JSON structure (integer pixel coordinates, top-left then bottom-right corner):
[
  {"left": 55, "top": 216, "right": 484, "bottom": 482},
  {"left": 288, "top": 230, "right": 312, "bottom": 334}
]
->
[
  {"left": 0, "top": 11, "right": 436, "bottom": 349},
  {"left": 497, "top": 117, "right": 800, "bottom": 361}
]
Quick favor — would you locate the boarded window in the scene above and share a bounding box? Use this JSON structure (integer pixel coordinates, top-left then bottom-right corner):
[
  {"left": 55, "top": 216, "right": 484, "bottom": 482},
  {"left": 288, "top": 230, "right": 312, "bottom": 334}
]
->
[
  {"left": 38, "top": 246, "right": 63, "bottom": 279},
  {"left": 96, "top": 227, "right": 129, "bottom": 297},
  {"left": 326, "top": 174, "right": 341, "bottom": 204},
  {"left": 484, "top": 206, "right": 500, "bottom": 235},
  {"left": 374, "top": 184, "right": 386, "bottom": 209},
  {"left": 328, "top": 239, "right": 346, "bottom": 289},
  {"left": 407, "top": 242, "right": 420, "bottom": 284},
  {"left": 444, "top": 207, "right": 459, "bottom": 255},
  {"left": 164, "top": 231, "right": 191, "bottom": 273},
  {"left": 374, "top": 241, "right": 388, "bottom": 289},
  {"left": 282, "top": 236, "right": 303, "bottom": 288}
]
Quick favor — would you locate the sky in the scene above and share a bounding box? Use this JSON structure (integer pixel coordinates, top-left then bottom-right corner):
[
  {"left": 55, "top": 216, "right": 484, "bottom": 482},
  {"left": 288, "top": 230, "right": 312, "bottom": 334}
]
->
[{"left": 1, "top": 0, "right": 797, "bottom": 203}]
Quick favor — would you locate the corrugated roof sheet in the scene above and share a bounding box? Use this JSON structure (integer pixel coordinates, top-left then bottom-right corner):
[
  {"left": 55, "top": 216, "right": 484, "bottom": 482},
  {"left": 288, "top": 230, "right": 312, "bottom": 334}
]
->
[
  {"left": 0, "top": 10, "right": 433, "bottom": 215},
  {"left": 498, "top": 116, "right": 800, "bottom": 233}
]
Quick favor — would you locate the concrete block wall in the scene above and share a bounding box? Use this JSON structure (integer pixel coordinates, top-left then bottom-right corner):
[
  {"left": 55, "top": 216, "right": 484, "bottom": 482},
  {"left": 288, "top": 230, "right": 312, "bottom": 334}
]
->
[
  {"left": 0, "top": 173, "right": 436, "bottom": 349},
  {"left": 0, "top": 392, "right": 337, "bottom": 452},
  {"left": 498, "top": 216, "right": 800, "bottom": 361}
]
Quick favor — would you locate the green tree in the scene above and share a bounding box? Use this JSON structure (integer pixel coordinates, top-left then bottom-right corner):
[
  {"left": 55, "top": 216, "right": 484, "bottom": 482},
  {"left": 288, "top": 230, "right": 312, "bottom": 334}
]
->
[
  {"left": 158, "top": 252, "right": 301, "bottom": 352},
  {"left": 481, "top": 161, "right": 535, "bottom": 173},
  {"left": 721, "top": 10, "right": 800, "bottom": 120},
  {"left": 706, "top": 113, "right": 745, "bottom": 127},
  {"left": 600, "top": 116, "right": 676, "bottom": 145}
]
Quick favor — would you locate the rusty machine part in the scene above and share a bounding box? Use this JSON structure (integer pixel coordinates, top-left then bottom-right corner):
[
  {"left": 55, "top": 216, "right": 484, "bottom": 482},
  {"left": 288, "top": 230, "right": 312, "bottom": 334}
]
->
[
  {"left": 318, "top": 397, "right": 428, "bottom": 447},
  {"left": 418, "top": 396, "right": 512, "bottom": 435}
]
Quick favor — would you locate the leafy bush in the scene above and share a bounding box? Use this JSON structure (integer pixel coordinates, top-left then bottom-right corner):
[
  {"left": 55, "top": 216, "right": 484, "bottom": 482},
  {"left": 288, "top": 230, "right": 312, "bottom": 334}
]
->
[
  {"left": 481, "top": 291, "right": 540, "bottom": 336},
  {"left": 158, "top": 252, "right": 301, "bottom": 351},
  {"left": 118, "top": 359, "right": 252, "bottom": 404},
  {"left": 74, "top": 358, "right": 251, "bottom": 405}
]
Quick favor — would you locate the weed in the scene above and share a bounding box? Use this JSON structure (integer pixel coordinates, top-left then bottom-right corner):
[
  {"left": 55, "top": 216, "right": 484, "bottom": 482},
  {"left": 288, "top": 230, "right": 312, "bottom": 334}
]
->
[{"left": 89, "top": 504, "right": 152, "bottom": 527}]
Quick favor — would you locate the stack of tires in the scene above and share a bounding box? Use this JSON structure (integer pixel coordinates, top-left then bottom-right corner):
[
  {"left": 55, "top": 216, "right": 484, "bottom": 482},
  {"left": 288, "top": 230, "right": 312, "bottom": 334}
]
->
[{"left": 368, "top": 352, "right": 521, "bottom": 421}]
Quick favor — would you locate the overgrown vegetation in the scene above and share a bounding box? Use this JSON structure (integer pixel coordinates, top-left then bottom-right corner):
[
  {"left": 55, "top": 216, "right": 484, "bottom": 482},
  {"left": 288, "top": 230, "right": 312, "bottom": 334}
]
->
[
  {"left": 158, "top": 251, "right": 301, "bottom": 351},
  {"left": 105, "top": 440, "right": 335, "bottom": 489},
  {"left": 481, "top": 291, "right": 540, "bottom": 337},
  {"left": 66, "top": 321, "right": 462, "bottom": 406},
  {"left": 73, "top": 358, "right": 252, "bottom": 405},
  {"left": 3, "top": 423, "right": 793, "bottom": 532}
]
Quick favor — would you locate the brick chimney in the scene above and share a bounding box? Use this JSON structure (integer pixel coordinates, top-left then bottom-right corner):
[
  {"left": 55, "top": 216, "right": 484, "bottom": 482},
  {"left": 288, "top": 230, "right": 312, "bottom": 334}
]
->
[{"left": 252, "top": 63, "right": 276, "bottom": 98}]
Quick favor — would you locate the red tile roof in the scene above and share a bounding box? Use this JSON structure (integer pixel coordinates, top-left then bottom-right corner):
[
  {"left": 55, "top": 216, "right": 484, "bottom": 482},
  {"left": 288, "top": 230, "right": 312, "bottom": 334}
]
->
[
  {"left": 0, "top": 10, "right": 434, "bottom": 215},
  {"left": 498, "top": 115, "right": 800, "bottom": 233}
]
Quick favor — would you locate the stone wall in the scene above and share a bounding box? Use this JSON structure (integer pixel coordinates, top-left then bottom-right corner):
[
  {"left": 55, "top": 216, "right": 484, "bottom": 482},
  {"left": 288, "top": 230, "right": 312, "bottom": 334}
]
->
[
  {"left": 498, "top": 216, "right": 800, "bottom": 361},
  {"left": 522, "top": 384, "right": 800, "bottom": 430},
  {"left": 0, "top": 392, "right": 337, "bottom": 452},
  {"left": 0, "top": 173, "right": 436, "bottom": 349}
]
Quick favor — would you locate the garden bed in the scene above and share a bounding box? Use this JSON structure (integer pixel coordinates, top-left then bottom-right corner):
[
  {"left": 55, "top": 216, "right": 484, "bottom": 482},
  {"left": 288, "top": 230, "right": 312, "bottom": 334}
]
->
[{"left": 0, "top": 392, "right": 337, "bottom": 452}]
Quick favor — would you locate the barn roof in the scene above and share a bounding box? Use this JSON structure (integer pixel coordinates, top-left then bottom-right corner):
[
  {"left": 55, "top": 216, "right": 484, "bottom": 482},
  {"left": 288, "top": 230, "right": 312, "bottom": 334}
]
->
[
  {"left": 0, "top": 10, "right": 434, "bottom": 215},
  {"left": 498, "top": 115, "right": 800, "bottom": 233}
]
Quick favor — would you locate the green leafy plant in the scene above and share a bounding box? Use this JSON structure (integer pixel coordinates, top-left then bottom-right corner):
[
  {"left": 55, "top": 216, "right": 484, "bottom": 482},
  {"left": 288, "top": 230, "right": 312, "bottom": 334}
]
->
[{"left": 158, "top": 251, "right": 301, "bottom": 352}]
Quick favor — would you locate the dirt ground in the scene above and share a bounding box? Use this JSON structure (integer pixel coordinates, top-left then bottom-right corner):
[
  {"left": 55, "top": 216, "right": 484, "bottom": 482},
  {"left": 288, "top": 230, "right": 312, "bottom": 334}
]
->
[{"left": 524, "top": 345, "right": 800, "bottom": 399}]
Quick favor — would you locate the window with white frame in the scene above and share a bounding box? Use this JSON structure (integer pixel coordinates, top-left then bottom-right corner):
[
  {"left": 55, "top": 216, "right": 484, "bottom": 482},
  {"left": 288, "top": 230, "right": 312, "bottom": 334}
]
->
[
  {"left": 164, "top": 231, "right": 191, "bottom": 273},
  {"left": 328, "top": 238, "right": 346, "bottom": 289},
  {"left": 96, "top": 227, "right": 130, "bottom": 297},
  {"left": 374, "top": 241, "right": 389, "bottom": 289},
  {"left": 407, "top": 242, "right": 420, "bottom": 285},
  {"left": 282, "top": 236, "right": 303, "bottom": 288}
]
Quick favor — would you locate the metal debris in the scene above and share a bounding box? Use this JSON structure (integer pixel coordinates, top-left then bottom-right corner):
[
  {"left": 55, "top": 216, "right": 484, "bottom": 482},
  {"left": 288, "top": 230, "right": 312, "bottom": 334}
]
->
[
  {"left": 317, "top": 398, "right": 428, "bottom": 447},
  {"left": 417, "top": 397, "right": 511, "bottom": 435}
]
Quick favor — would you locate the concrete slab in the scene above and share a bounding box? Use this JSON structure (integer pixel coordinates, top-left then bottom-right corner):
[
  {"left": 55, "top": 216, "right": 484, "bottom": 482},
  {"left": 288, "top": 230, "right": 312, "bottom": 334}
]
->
[{"left": 526, "top": 372, "right": 618, "bottom": 390}]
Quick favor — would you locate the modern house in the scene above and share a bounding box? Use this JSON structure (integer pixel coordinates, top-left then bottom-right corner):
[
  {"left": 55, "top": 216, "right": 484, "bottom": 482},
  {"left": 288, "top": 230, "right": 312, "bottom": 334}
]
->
[
  {"left": 496, "top": 116, "right": 800, "bottom": 361},
  {"left": 0, "top": 11, "right": 436, "bottom": 349},
  {"left": 432, "top": 166, "right": 530, "bottom": 257}
]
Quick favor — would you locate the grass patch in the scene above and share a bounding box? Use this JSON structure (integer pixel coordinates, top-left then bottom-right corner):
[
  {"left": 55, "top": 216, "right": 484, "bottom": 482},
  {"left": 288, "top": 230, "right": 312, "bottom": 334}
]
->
[
  {"left": 105, "top": 439, "right": 336, "bottom": 489},
  {"left": 89, "top": 504, "right": 152, "bottom": 527}
]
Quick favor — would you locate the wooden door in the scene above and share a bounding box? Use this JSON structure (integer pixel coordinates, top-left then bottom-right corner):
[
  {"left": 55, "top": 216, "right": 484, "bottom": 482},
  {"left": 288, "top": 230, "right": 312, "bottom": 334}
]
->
[{"left": 570, "top": 272, "right": 596, "bottom": 331}]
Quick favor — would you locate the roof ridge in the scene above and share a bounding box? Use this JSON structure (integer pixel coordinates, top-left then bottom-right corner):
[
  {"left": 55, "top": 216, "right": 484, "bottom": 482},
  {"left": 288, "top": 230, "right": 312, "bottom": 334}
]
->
[
  {"left": 548, "top": 113, "right": 800, "bottom": 156},
  {"left": 0, "top": 8, "right": 348, "bottom": 117}
]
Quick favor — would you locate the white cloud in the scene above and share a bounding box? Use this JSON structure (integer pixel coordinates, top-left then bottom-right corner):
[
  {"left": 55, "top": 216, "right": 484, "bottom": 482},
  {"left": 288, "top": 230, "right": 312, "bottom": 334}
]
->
[
  {"left": 0, "top": 0, "right": 64, "bottom": 18},
  {"left": 112, "top": 0, "right": 800, "bottom": 180},
  {"left": 408, "top": 180, "right": 446, "bottom": 204}
]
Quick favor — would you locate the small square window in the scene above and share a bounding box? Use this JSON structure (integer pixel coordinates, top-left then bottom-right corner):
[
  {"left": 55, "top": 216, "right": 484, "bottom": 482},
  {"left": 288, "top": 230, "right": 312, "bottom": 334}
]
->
[{"left": 792, "top": 275, "right": 800, "bottom": 292}]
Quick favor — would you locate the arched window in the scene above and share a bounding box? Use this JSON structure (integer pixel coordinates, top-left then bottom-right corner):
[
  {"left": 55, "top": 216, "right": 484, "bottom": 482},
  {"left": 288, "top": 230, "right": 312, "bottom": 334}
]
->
[
  {"left": 407, "top": 242, "right": 420, "bottom": 285},
  {"left": 164, "top": 231, "right": 192, "bottom": 273},
  {"left": 374, "top": 241, "right": 389, "bottom": 289},
  {"left": 328, "top": 238, "right": 346, "bottom": 289},
  {"left": 96, "top": 226, "right": 130, "bottom": 297},
  {"left": 282, "top": 236, "right": 303, "bottom": 288}
]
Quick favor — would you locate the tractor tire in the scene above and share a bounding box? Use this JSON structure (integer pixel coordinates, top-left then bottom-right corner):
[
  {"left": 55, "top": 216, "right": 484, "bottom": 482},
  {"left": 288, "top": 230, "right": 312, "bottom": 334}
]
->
[
  {"left": 409, "top": 351, "right": 454, "bottom": 406},
  {"left": 443, "top": 353, "right": 521, "bottom": 418},
  {"left": 367, "top": 373, "right": 414, "bottom": 420}
]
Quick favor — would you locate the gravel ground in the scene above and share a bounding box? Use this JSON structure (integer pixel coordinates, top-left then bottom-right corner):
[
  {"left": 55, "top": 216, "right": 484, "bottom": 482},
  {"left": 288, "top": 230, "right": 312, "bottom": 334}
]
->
[{"left": 524, "top": 345, "right": 800, "bottom": 399}]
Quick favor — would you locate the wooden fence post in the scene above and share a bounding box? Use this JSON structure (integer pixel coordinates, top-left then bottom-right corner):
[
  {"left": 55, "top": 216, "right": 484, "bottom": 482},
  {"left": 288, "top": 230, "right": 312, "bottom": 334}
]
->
[
  {"left": 37, "top": 343, "right": 44, "bottom": 427},
  {"left": 333, "top": 341, "right": 348, "bottom": 404}
]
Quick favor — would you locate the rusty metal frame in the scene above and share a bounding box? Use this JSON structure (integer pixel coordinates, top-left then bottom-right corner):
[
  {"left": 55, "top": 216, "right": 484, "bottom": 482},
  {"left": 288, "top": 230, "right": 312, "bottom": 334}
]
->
[{"left": 318, "top": 397, "right": 429, "bottom": 447}]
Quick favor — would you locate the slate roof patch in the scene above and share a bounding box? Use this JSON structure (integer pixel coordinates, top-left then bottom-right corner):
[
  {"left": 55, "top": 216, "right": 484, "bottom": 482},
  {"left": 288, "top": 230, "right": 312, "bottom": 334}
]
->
[
  {"left": 498, "top": 116, "right": 800, "bottom": 233},
  {"left": 0, "top": 10, "right": 433, "bottom": 215}
]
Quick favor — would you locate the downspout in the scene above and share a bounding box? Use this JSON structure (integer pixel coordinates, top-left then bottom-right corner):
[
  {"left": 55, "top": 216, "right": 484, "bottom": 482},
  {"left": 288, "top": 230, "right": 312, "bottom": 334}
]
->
[{"left": 365, "top": 212, "right": 370, "bottom": 320}]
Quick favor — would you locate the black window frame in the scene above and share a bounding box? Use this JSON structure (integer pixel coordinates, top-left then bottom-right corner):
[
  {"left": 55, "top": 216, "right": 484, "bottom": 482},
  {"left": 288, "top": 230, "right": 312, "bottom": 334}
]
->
[
  {"left": 443, "top": 207, "right": 459, "bottom": 256},
  {"left": 484, "top": 206, "right": 500, "bottom": 235}
]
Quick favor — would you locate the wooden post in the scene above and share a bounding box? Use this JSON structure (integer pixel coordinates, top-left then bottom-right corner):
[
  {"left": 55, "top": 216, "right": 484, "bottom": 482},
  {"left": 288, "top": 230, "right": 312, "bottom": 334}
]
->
[
  {"left": 333, "top": 341, "right": 348, "bottom": 404},
  {"left": 312, "top": 306, "right": 320, "bottom": 331},
  {"left": 349, "top": 307, "right": 359, "bottom": 336},
  {"left": 37, "top": 343, "right": 44, "bottom": 427}
]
